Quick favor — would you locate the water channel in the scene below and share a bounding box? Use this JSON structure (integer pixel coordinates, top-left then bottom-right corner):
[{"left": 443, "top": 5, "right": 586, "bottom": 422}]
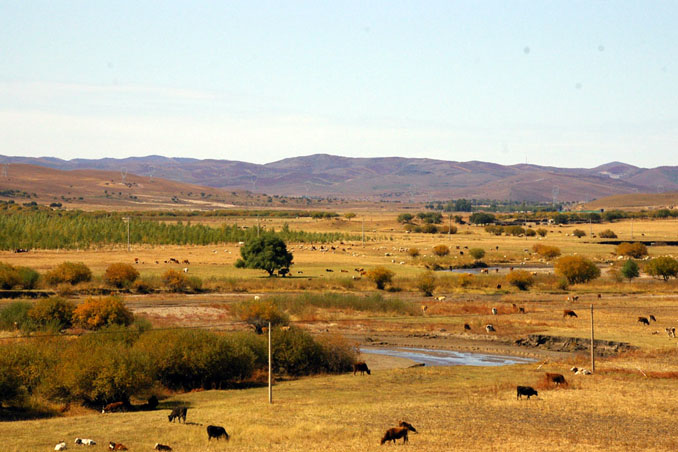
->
[{"left": 361, "top": 347, "right": 535, "bottom": 367}]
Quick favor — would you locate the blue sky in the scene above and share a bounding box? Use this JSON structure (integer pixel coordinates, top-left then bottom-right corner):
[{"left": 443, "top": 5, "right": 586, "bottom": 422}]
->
[{"left": 1, "top": 1, "right": 676, "bottom": 167}]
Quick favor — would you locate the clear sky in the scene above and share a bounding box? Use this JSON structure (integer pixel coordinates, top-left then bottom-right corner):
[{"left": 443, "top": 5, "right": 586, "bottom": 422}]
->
[{"left": 1, "top": 1, "right": 676, "bottom": 167}]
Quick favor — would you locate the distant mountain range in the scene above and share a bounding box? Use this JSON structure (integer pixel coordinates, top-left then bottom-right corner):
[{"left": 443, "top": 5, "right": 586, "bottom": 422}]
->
[{"left": 1, "top": 154, "right": 677, "bottom": 202}]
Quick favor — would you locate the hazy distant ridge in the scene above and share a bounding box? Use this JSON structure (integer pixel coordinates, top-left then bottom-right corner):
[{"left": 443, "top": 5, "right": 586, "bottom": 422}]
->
[{"left": 1, "top": 154, "right": 676, "bottom": 202}]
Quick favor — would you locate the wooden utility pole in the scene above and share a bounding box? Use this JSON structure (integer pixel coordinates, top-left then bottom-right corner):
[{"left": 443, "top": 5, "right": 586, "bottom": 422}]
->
[
  {"left": 268, "top": 321, "right": 272, "bottom": 404},
  {"left": 590, "top": 304, "right": 595, "bottom": 373}
]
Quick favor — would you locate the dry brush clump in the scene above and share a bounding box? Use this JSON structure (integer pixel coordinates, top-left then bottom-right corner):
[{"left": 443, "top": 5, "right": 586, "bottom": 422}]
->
[
  {"left": 616, "top": 242, "right": 648, "bottom": 258},
  {"left": 104, "top": 263, "right": 140, "bottom": 288},
  {"left": 72, "top": 296, "right": 134, "bottom": 330},
  {"left": 532, "top": 244, "right": 561, "bottom": 259},
  {"left": 0, "top": 262, "right": 40, "bottom": 290},
  {"left": 44, "top": 262, "right": 92, "bottom": 286}
]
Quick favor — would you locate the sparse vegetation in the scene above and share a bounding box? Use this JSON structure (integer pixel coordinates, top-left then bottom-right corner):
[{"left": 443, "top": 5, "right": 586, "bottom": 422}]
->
[
  {"left": 555, "top": 255, "right": 601, "bottom": 284},
  {"left": 366, "top": 266, "right": 395, "bottom": 290},
  {"left": 469, "top": 248, "right": 485, "bottom": 260},
  {"left": 506, "top": 270, "right": 534, "bottom": 291},
  {"left": 432, "top": 245, "right": 450, "bottom": 257},
  {"left": 415, "top": 271, "right": 437, "bottom": 296},
  {"left": 532, "top": 244, "right": 561, "bottom": 259}
]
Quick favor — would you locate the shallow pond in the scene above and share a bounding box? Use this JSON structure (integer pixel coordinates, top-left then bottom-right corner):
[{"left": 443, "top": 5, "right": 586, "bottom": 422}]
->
[{"left": 361, "top": 347, "right": 535, "bottom": 367}]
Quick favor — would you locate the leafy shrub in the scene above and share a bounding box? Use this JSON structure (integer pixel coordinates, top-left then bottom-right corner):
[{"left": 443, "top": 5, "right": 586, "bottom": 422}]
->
[
  {"left": 469, "top": 212, "right": 496, "bottom": 224},
  {"left": 621, "top": 260, "right": 640, "bottom": 280},
  {"left": 616, "top": 242, "right": 648, "bottom": 258},
  {"left": 506, "top": 270, "right": 534, "bottom": 291},
  {"left": 132, "top": 278, "right": 155, "bottom": 294},
  {"left": 416, "top": 271, "right": 437, "bottom": 297},
  {"left": 555, "top": 256, "right": 601, "bottom": 284},
  {"left": 104, "top": 263, "right": 140, "bottom": 288},
  {"left": 162, "top": 269, "right": 189, "bottom": 293},
  {"left": 572, "top": 229, "right": 586, "bottom": 238},
  {"left": 599, "top": 229, "right": 617, "bottom": 239},
  {"left": 316, "top": 334, "right": 358, "bottom": 373},
  {"left": 16, "top": 266, "right": 39, "bottom": 289},
  {"left": 504, "top": 226, "right": 525, "bottom": 236},
  {"left": 645, "top": 257, "right": 678, "bottom": 281},
  {"left": 134, "top": 329, "right": 255, "bottom": 390},
  {"left": 28, "top": 297, "right": 75, "bottom": 330},
  {"left": 432, "top": 245, "right": 450, "bottom": 257},
  {"left": 0, "top": 263, "right": 21, "bottom": 289},
  {"left": 0, "top": 354, "right": 25, "bottom": 407},
  {"left": 0, "top": 301, "right": 32, "bottom": 331},
  {"left": 407, "top": 248, "right": 420, "bottom": 258},
  {"left": 366, "top": 266, "right": 395, "bottom": 290},
  {"left": 525, "top": 228, "right": 537, "bottom": 237},
  {"left": 72, "top": 296, "right": 134, "bottom": 330},
  {"left": 45, "top": 262, "right": 92, "bottom": 286},
  {"left": 44, "top": 334, "right": 152, "bottom": 405},
  {"left": 235, "top": 299, "right": 290, "bottom": 334},
  {"left": 485, "top": 225, "right": 504, "bottom": 236},
  {"left": 532, "top": 244, "right": 561, "bottom": 259},
  {"left": 397, "top": 213, "right": 414, "bottom": 224},
  {"left": 469, "top": 248, "right": 485, "bottom": 260},
  {"left": 536, "top": 228, "right": 548, "bottom": 237}
]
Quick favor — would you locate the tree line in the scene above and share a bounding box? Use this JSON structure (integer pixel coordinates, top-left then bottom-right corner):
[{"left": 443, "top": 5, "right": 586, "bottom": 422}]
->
[{"left": 0, "top": 209, "right": 358, "bottom": 250}]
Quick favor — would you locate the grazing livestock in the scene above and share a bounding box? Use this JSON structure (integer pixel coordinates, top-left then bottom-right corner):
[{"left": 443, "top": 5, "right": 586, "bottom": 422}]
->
[
  {"left": 168, "top": 406, "right": 188, "bottom": 423},
  {"left": 463, "top": 323, "right": 471, "bottom": 330},
  {"left": 597, "top": 293, "right": 602, "bottom": 299},
  {"left": 280, "top": 326, "right": 291, "bottom": 331},
  {"left": 519, "top": 307, "right": 526, "bottom": 314},
  {"left": 55, "top": 442, "right": 67, "bottom": 451},
  {"left": 496, "top": 284, "right": 502, "bottom": 289},
  {"left": 649, "top": 315, "right": 657, "bottom": 322},
  {"left": 102, "top": 401, "right": 125, "bottom": 413},
  {"left": 398, "top": 421, "right": 417, "bottom": 433},
  {"left": 182, "top": 267, "right": 188, "bottom": 273},
  {"left": 353, "top": 362, "right": 371, "bottom": 375},
  {"left": 545, "top": 373, "right": 567, "bottom": 386},
  {"left": 108, "top": 443, "right": 128, "bottom": 451},
  {"left": 666, "top": 327, "right": 676, "bottom": 338},
  {"left": 517, "top": 385, "right": 538, "bottom": 400},
  {"left": 325, "top": 269, "right": 334, "bottom": 272},
  {"left": 576, "top": 368, "right": 592, "bottom": 375},
  {"left": 207, "top": 425, "right": 230, "bottom": 441},
  {"left": 436, "top": 296, "right": 446, "bottom": 301},
  {"left": 421, "top": 305, "right": 428, "bottom": 314},
  {"left": 491, "top": 308, "right": 498, "bottom": 315},
  {"left": 485, "top": 324, "right": 496, "bottom": 332},
  {"left": 14, "top": 248, "right": 29, "bottom": 253},
  {"left": 182, "top": 259, "right": 190, "bottom": 264},
  {"left": 563, "top": 310, "right": 578, "bottom": 318},
  {"left": 154, "top": 444, "right": 172, "bottom": 451},
  {"left": 380, "top": 427, "right": 411, "bottom": 445},
  {"left": 74, "top": 438, "right": 96, "bottom": 446},
  {"left": 638, "top": 317, "right": 650, "bottom": 325}
]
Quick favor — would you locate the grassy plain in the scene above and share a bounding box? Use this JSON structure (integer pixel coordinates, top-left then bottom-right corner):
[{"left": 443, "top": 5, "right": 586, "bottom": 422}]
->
[{"left": 2, "top": 214, "right": 678, "bottom": 450}]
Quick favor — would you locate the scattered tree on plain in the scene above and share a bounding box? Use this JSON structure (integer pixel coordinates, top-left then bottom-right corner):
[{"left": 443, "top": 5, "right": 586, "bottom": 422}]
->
[
  {"left": 366, "top": 267, "right": 395, "bottom": 290},
  {"left": 555, "top": 256, "right": 601, "bottom": 284},
  {"left": 235, "top": 235, "right": 293, "bottom": 277}
]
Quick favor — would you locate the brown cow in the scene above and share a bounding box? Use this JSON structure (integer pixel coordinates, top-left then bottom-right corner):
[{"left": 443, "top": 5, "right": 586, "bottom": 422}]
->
[
  {"left": 109, "top": 443, "right": 128, "bottom": 451},
  {"left": 563, "top": 310, "right": 578, "bottom": 318},
  {"left": 353, "top": 362, "right": 371, "bottom": 375},
  {"left": 545, "top": 372, "right": 567, "bottom": 386},
  {"left": 380, "top": 422, "right": 417, "bottom": 445},
  {"left": 102, "top": 401, "right": 125, "bottom": 413}
]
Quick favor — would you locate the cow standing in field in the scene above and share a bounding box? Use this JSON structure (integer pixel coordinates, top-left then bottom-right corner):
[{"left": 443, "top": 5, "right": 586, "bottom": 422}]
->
[
  {"left": 207, "top": 425, "right": 230, "bottom": 441},
  {"left": 168, "top": 406, "right": 188, "bottom": 423},
  {"left": 516, "top": 385, "right": 538, "bottom": 400},
  {"left": 638, "top": 317, "right": 650, "bottom": 325},
  {"left": 545, "top": 373, "right": 567, "bottom": 386},
  {"left": 563, "top": 310, "right": 578, "bottom": 318},
  {"left": 353, "top": 362, "right": 371, "bottom": 375},
  {"left": 102, "top": 401, "right": 125, "bottom": 413},
  {"left": 380, "top": 422, "right": 417, "bottom": 445}
]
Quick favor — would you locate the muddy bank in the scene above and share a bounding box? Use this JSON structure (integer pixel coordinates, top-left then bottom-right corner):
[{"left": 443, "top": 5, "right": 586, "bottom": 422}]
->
[{"left": 515, "top": 334, "right": 636, "bottom": 357}]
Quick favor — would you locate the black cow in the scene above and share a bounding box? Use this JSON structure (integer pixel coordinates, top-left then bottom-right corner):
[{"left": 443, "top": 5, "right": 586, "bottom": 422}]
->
[
  {"left": 638, "top": 317, "right": 650, "bottom": 325},
  {"left": 168, "top": 406, "right": 187, "bottom": 423},
  {"left": 207, "top": 425, "right": 230, "bottom": 441},
  {"left": 353, "top": 362, "right": 371, "bottom": 375},
  {"left": 517, "top": 385, "right": 538, "bottom": 400}
]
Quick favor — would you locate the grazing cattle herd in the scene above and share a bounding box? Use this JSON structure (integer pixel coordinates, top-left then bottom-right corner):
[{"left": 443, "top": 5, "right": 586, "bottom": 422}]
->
[{"left": 43, "top": 288, "right": 676, "bottom": 449}]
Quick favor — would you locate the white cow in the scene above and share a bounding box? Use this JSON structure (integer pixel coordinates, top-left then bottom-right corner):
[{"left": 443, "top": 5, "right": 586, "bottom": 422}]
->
[{"left": 55, "top": 442, "right": 67, "bottom": 451}]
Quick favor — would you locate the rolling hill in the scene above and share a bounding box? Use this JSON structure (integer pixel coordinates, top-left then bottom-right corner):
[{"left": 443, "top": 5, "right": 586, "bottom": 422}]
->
[{"left": 1, "top": 154, "right": 676, "bottom": 202}]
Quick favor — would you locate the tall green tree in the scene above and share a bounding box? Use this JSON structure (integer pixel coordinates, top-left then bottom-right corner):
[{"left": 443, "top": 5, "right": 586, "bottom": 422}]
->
[{"left": 235, "top": 234, "right": 293, "bottom": 276}]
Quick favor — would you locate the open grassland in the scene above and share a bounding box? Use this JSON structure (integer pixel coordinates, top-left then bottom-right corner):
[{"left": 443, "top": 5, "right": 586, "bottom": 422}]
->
[
  {"left": 2, "top": 214, "right": 678, "bottom": 450},
  {"left": 2, "top": 360, "right": 678, "bottom": 451}
]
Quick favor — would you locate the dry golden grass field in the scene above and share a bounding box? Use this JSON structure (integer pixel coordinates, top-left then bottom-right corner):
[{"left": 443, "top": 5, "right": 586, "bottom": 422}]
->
[{"left": 2, "top": 214, "right": 678, "bottom": 450}]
